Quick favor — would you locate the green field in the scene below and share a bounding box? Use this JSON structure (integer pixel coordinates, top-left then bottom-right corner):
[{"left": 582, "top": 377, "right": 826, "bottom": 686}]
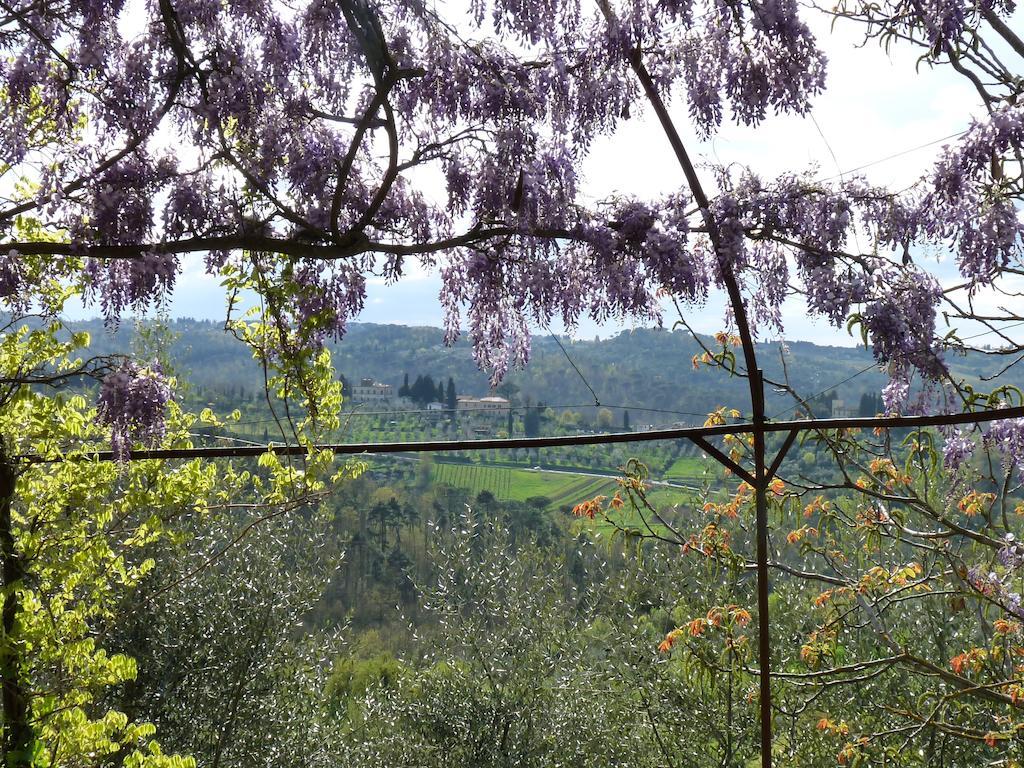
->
[
  {"left": 432, "top": 462, "right": 699, "bottom": 511},
  {"left": 664, "top": 456, "right": 709, "bottom": 481},
  {"left": 431, "top": 462, "right": 619, "bottom": 507},
  {"left": 647, "top": 486, "right": 698, "bottom": 507}
]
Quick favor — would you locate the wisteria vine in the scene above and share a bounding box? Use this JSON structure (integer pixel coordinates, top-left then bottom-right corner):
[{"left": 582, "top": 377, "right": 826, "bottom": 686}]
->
[{"left": 0, "top": 0, "right": 1020, "bottom": 461}]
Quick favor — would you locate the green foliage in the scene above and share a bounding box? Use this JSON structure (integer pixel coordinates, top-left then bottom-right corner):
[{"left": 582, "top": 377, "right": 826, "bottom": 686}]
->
[
  {"left": 0, "top": 313, "right": 356, "bottom": 768},
  {"left": 0, "top": 324, "right": 211, "bottom": 768},
  {"left": 332, "top": 519, "right": 660, "bottom": 768},
  {"left": 8, "top": 298, "right": 1023, "bottom": 768},
  {"left": 327, "top": 649, "right": 406, "bottom": 721},
  {"left": 105, "top": 503, "right": 342, "bottom": 768}
]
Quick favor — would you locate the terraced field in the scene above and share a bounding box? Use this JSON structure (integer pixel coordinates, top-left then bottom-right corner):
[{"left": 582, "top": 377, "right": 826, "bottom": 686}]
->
[
  {"left": 431, "top": 462, "right": 619, "bottom": 507},
  {"left": 431, "top": 462, "right": 700, "bottom": 512}
]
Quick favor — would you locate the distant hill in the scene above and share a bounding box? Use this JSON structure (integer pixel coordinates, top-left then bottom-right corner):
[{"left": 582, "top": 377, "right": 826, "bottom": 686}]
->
[{"left": 60, "top": 318, "right": 1024, "bottom": 425}]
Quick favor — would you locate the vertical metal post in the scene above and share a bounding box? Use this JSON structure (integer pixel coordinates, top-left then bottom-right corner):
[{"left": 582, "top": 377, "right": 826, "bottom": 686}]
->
[
  {"left": 592, "top": 11, "right": 775, "bottom": 761},
  {"left": 752, "top": 369, "right": 772, "bottom": 768}
]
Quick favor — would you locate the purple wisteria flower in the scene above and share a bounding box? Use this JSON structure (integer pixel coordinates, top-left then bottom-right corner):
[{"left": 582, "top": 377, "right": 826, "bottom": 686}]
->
[
  {"left": 0, "top": 0, "right": 1020, "bottom": 417},
  {"left": 966, "top": 566, "right": 1005, "bottom": 598},
  {"left": 926, "top": 104, "right": 1024, "bottom": 287},
  {"left": 0, "top": 250, "right": 27, "bottom": 312},
  {"left": 881, "top": 376, "right": 910, "bottom": 415},
  {"left": 84, "top": 253, "right": 178, "bottom": 326},
  {"left": 942, "top": 430, "right": 975, "bottom": 471},
  {"left": 998, "top": 534, "right": 1024, "bottom": 571},
  {"left": 966, "top": 554, "right": 1024, "bottom": 620},
  {"left": 96, "top": 362, "right": 173, "bottom": 461},
  {"left": 985, "top": 415, "right": 1024, "bottom": 484}
]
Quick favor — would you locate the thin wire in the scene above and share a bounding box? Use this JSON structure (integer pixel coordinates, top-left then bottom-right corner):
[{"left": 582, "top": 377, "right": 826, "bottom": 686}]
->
[
  {"left": 768, "top": 359, "right": 879, "bottom": 421},
  {"left": 223, "top": 400, "right": 720, "bottom": 427},
  {"left": 188, "top": 431, "right": 267, "bottom": 448},
  {"left": 811, "top": 112, "right": 845, "bottom": 180},
  {"left": 57, "top": 401, "right": 745, "bottom": 457},
  {"left": 957, "top": 319, "right": 1024, "bottom": 342},
  {"left": 229, "top": 401, "right": 599, "bottom": 425},
  {"left": 545, "top": 327, "right": 602, "bottom": 406},
  {"left": 225, "top": 401, "right": 733, "bottom": 428},
  {"left": 603, "top": 403, "right": 746, "bottom": 421},
  {"left": 811, "top": 111, "right": 862, "bottom": 253},
  {"left": 813, "top": 130, "right": 968, "bottom": 185}
]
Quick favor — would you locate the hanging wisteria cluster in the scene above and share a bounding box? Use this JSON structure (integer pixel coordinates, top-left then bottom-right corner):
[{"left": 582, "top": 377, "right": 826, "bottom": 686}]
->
[
  {"left": 926, "top": 103, "right": 1024, "bottom": 286},
  {"left": 96, "top": 361, "right": 174, "bottom": 461},
  {"left": 966, "top": 526, "right": 1024, "bottom": 621},
  {"left": 985, "top": 416, "right": 1024, "bottom": 481},
  {"left": 0, "top": 0, "right": 1021, "bottom": 454}
]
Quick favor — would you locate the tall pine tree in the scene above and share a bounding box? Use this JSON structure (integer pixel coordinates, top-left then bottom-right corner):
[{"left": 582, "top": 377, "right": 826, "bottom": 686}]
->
[{"left": 446, "top": 378, "right": 457, "bottom": 414}]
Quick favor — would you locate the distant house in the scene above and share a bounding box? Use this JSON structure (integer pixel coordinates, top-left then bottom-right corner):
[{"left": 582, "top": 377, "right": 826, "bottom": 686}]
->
[
  {"left": 349, "top": 377, "right": 393, "bottom": 404},
  {"left": 456, "top": 395, "right": 509, "bottom": 417},
  {"left": 426, "top": 401, "right": 445, "bottom": 411},
  {"left": 478, "top": 396, "right": 509, "bottom": 412},
  {"left": 831, "top": 399, "right": 858, "bottom": 418}
]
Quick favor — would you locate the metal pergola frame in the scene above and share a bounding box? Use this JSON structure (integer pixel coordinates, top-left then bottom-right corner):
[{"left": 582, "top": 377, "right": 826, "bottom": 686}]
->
[{"left": 42, "top": 404, "right": 1024, "bottom": 465}]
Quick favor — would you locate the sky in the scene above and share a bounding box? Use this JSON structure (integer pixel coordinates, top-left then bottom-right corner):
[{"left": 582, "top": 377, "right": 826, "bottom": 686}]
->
[{"left": 65, "top": 5, "right": 1008, "bottom": 347}]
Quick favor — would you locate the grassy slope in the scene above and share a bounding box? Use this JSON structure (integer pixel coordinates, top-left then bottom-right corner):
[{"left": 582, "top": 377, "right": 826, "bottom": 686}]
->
[
  {"left": 664, "top": 456, "right": 708, "bottom": 481},
  {"left": 431, "top": 462, "right": 617, "bottom": 506},
  {"left": 431, "top": 462, "right": 698, "bottom": 512}
]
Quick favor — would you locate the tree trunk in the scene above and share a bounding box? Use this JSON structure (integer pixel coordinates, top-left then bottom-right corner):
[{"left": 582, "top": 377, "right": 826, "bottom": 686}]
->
[{"left": 0, "top": 454, "right": 30, "bottom": 768}]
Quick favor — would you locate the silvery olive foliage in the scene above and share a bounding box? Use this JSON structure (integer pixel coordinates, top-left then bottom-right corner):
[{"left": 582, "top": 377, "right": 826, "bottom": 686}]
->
[
  {"left": 329, "top": 517, "right": 660, "bottom": 768},
  {"left": 104, "top": 509, "right": 344, "bottom": 768}
]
